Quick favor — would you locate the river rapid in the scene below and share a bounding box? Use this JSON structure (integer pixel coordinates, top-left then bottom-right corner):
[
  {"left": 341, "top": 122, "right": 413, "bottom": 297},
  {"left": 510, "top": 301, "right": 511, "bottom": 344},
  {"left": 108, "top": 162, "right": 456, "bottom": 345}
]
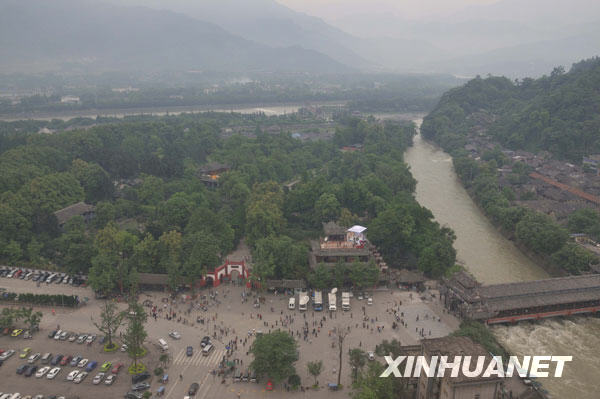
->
[{"left": 404, "top": 119, "right": 600, "bottom": 399}]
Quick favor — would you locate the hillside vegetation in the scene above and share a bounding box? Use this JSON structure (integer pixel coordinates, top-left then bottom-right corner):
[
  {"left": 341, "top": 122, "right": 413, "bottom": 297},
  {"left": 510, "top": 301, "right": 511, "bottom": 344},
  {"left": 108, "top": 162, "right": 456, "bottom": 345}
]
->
[{"left": 422, "top": 57, "right": 600, "bottom": 161}]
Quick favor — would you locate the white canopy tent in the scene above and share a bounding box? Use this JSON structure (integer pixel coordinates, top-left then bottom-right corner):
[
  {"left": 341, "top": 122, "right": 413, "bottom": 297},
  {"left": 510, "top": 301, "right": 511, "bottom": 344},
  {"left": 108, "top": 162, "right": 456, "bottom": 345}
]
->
[{"left": 347, "top": 225, "right": 367, "bottom": 234}]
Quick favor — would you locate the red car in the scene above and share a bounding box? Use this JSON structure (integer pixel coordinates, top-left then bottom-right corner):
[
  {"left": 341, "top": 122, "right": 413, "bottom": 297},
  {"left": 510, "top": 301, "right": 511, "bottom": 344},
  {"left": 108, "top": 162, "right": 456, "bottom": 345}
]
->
[
  {"left": 60, "top": 355, "right": 72, "bottom": 366},
  {"left": 112, "top": 362, "right": 123, "bottom": 374}
]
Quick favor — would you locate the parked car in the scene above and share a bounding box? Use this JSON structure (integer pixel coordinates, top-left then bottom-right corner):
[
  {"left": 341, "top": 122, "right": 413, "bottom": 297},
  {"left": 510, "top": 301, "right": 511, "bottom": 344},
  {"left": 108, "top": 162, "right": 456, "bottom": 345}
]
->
[
  {"left": 104, "top": 374, "right": 116, "bottom": 385},
  {"left": 68, "top": 333, "right": 78, "bottom": 342},
  {"left": 66, "top": 370, "right": 79, "bottom": 381},
  {"left": 124, "top": 392, "right": 143, "bottom": 399},
  {"left": 59, "top": 331, "right": 68, "bottom": 340},
  {"left": 47, "top": 366, "right": 61, "bottom": 379},
  {"left": 35, "top": 366, "right": 50, "bottom": 378},
  {"left": 50, "top": 354, "right": 63, "bottom": 366},
  {"left": 100, "top": 361, "right": 112, "bottom": 372},
  {"left": 131, "top": 382, "right": 150, "bottom": 391},
  {"left": 92, "top": 372, "right": 105, "bottom": 385},
  {"left": 70, "top": 355, "right": 82, "bottom": 367},
  {"left": 85, "top": 335, "right": 96, "bottom": 344},
  {"left": 0, "top": 349, "right": 15, "bottom": 360},
  {"left": 60, "top": 355, "right": 72, "bottom": 366},
  {"left": 19, "top": 347, "right": 31, "bottom": 358},
  {"left": 85, "top": 360, "right": 98, "bottom": 372},
  {"left": 23, "top": 330, "right": 32, "bottom": 339},
  {"left": 11, "top": 329, "right": 23, "bottom": 337},
  {"left": 74, "top": 371, "right": 88, "bottom": 383},
  {"left": 25, "top": 365, "right": 37, "bottom": 377},
  {"left": 186, "top": 346, "right": 193, "bottom": 357},
  {"left": 169, "top": 331, "right": 181, "bottom": 340},
  {"left": 368, "top": 351, "right": 375, "bottom": 361},
  {"left": 131, "top": 371, "right": 150, "bottom": 384},
  {"left": 16, "top": 364, "right": 29, "bottom": 374},
  {"left": 120, "top": 344, "right": 128, "bottom": 352},
  {"left": 77, "top": 358, "right": 88, "bottom": 368},
  {"left": 76, "top": 334, "right": 87, "bottom": 344},
  {"left": 112, "top": 362, "right": 124, "bottom": 374},
  {"left": 27, "top": 352, "right": 40, "bottom": 363},
  {"left": 53, "top": 330, "right": 62, "bottom": 340},
  {"left": 40, "top": 352, "right": 52, "bottom": 364},
  {"left": 47, "top": 330, "right": 57, "bottom": 339}
]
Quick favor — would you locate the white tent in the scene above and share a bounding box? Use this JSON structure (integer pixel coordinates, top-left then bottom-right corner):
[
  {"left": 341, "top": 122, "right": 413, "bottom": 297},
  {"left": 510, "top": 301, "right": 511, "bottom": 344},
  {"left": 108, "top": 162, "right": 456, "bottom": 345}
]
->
[{"left": 347, "top": 225, "right": 367, "bottom": 233}]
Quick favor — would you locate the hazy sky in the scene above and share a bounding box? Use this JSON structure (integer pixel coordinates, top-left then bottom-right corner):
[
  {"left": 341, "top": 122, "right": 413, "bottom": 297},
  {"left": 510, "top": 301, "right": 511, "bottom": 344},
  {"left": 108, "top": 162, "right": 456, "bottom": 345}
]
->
[{"left": 276, "top": 0, "right": 499, "bottom": 20}]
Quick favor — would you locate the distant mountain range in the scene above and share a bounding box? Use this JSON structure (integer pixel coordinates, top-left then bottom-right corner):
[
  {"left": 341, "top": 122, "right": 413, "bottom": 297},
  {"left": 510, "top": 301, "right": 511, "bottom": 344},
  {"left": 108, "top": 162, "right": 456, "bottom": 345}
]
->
[
  {"left": 0, "top": 0, "right": 349, "bottom": 74},
  {"left": 0, "top": 0, "right": 599, "bottom": 77}
]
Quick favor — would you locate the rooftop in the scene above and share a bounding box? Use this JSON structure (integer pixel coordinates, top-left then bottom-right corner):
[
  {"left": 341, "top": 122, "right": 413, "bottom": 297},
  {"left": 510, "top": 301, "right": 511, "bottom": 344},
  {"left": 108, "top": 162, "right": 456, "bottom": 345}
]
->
[{"left": 54, "top": 202, "right": 95, "bottom": 225}]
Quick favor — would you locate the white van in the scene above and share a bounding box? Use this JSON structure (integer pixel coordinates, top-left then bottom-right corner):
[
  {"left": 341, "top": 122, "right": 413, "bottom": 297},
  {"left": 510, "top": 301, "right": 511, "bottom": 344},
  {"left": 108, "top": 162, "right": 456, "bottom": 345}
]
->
[
  {"left": 158, "top": 338, "right": 168, "bottom": 351},
  {"left": 288, "top": 297, "right": 295, "bottom": 310},
  {"left": 202, "top": 344, "right": 214, "bottom": 356}
]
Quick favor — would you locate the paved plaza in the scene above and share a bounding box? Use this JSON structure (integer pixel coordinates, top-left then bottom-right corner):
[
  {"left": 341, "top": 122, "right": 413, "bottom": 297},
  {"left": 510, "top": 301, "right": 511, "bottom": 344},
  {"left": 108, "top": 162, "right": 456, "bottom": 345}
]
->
[{"left": 0, "top": 273, "right": 459, "bottom": 399}]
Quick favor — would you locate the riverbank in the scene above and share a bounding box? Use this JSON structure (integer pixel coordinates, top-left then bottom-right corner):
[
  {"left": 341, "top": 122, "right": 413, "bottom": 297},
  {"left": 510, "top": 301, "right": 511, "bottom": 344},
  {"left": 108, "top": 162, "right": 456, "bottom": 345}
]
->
[{"left": 0, "top": 101, "right": 347, "bottom": 122}]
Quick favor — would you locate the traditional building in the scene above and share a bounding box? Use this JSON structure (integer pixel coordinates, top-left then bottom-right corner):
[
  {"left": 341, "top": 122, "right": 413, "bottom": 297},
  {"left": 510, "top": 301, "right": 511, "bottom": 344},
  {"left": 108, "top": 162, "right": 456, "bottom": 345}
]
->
[
  {"left": 54, "top": 202, "right": 96, "bottom": 229},
  {"left": 416, "top": 337, "right": 504, "bottom": 399},
  {"left": 198, "top": 162, "right": 231, "bottom": 188},
  {"left": 309, "top": 222, "right": 371, "bottom": 267}
]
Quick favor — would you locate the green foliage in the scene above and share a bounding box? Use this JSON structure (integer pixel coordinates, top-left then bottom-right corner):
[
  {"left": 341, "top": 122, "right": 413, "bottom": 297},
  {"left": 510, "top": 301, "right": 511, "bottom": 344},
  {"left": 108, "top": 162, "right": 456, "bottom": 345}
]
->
[
  {"left": 250, "top": 331, "right": 298, "bottom": 384},
  {"left": 451, "top": 321, "right": 508, "bottom": 359},
  {"left": 422, "top": 57, "right": 600, "bottom": 161},
  {"left": 551, "top": 243, "right": 597, "bottom": 274},
  {"left": 515, "top": 212, "right": 568, "bottom": 255},
  {"left": 351, "top": 361, "right": 404, "bottom": 399},
  {"left": 568, "top": 209, "right": 600, "bottom": 241},
  {"left": 307, "top": 360, "right": 323, "bottom": 385},
  {"left": 349, "top": 349, "right": 367, "bottom": 381},
  {"left": 92, "top": 301, "right": 125, "bottom": 349}
]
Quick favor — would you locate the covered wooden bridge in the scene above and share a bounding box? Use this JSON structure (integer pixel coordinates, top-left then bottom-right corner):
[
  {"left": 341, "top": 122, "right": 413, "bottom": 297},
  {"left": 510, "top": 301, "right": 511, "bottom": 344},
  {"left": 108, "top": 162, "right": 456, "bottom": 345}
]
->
[{"left": 441, "top": 271, "right": 600, "bottom": 324}]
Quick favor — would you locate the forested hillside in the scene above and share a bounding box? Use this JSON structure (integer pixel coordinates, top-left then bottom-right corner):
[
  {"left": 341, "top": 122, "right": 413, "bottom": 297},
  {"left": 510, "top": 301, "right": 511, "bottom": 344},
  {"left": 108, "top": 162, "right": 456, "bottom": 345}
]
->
[
  {"left": 422, "top": 57, "right": 600, "bottom": 161},
  {"left": 0, "top": 112, "right": 456, "bottom": 295}
]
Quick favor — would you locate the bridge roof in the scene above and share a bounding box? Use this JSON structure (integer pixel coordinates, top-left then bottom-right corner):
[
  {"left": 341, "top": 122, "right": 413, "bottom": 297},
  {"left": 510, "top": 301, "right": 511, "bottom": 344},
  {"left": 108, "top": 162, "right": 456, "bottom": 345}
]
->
[{"left": 478, "top": 274, "right": 600, "bottom": 311}]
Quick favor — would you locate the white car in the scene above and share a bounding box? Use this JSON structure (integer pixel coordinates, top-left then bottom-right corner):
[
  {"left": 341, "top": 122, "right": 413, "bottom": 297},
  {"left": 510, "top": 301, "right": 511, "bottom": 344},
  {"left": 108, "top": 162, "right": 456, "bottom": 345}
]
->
[
  {"left": 104, "top": 374, "right": 116, "bottom": 385},
  {"left": 28, "top": 352, "right": 41, "bottom": 363},
  {"left": 92, "top": 372, "right": 105, "bottom": 385},
  {"left": 368, "top": 351, "right": 375, "bottom": 361},
  {"left": 0, "top": 349, "right": 15, "bottom": 360},
  {"left": 120, "top": 344, "right": 128, "bottom": 352},
  {"left": 66, "top": 370, "right": 80, "bottom": 381},
  {"left": 169, "top": 331, "right": 181, "bottom": 340},
  {"left": 78, "top": 358, "right": 89, "bottom": 368},
  {"left": 54, "top": 330, "right": 63, "bottom": 340},
  {"left": 47, "top": 367, "right": 61, "bottom": 379},
  {"left": 74, "top": 371, "right": 88, "bottom": 383},
  {"left": 86, "top": 334, "right": 96, "bottom": 344},
  {"left": 68, "top": 333, "right": 78, "bottom": 342},
  {"left": 367, "top": 297, "right": 373, "bottom": 306},
  {"left": 35, "top": 366, "right": 51, "bottom": 378}
]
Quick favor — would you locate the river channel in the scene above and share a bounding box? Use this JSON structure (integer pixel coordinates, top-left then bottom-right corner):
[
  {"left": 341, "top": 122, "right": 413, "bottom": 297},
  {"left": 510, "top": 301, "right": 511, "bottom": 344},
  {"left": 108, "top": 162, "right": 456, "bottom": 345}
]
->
[{"left": 404, "top": 120, "right": 600, "bottom": 399}]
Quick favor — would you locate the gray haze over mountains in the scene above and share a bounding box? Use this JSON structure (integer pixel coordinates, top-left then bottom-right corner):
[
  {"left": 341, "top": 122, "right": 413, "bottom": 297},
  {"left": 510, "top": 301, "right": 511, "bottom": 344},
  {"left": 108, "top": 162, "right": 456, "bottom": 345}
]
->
[{"left": 1, "top": 0, "right": 599, "bottom": 77}]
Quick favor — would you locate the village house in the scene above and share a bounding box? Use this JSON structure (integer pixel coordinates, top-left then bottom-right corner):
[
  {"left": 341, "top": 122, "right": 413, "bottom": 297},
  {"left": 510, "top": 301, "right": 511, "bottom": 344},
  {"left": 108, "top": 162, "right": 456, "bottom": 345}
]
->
[
  {"left": 54, "top": 202, "right": 96, "bottom": 229},
  {"left": 197, "top": 162, "right": 231, "bottom": 188}
]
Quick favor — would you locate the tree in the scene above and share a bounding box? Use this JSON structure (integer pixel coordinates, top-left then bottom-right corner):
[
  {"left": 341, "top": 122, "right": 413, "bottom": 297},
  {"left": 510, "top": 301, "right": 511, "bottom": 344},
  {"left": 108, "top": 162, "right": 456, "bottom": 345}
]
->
[
  {"left": 516, "top": 212, "right": 568, "bottom": 255},
  {"left": 249, "top": 331, "right": 298, "bottom": 384},
  {"left": 352, "top": 361, "right": 402, "bottom": 399},
  {"left": 159, "top": 353, "right": 169, "bottom": 369},
  {"left": 19, "top": 307, "right": 43, "bottom": 332},
  {"left": 124, "top": 297, "right": 148, "bottom": 372},
  {"left": 92, "top": 300, "right": 125, "bottom": 350},
  {"left": 315, "top": 193, "right": 341, "bottom": 222},
  {"left": 349, "top": 349, "right": 367, "bottom": 381},
  {"left": 337, "top": 328, "right": 349, "bottom": 386},
  {"left": 308, "top": 263, "right": 332, "bottom": 291},
  {"left": 307, "top": 360, "right": 323, "bottom": 386}
]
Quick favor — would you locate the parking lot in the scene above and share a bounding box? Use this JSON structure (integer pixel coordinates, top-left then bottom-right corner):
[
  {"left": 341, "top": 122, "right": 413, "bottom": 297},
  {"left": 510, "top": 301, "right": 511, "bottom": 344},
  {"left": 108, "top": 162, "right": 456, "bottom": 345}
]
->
[{"left": 0, "top": 269, "right": 459, "bottom": 399}]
